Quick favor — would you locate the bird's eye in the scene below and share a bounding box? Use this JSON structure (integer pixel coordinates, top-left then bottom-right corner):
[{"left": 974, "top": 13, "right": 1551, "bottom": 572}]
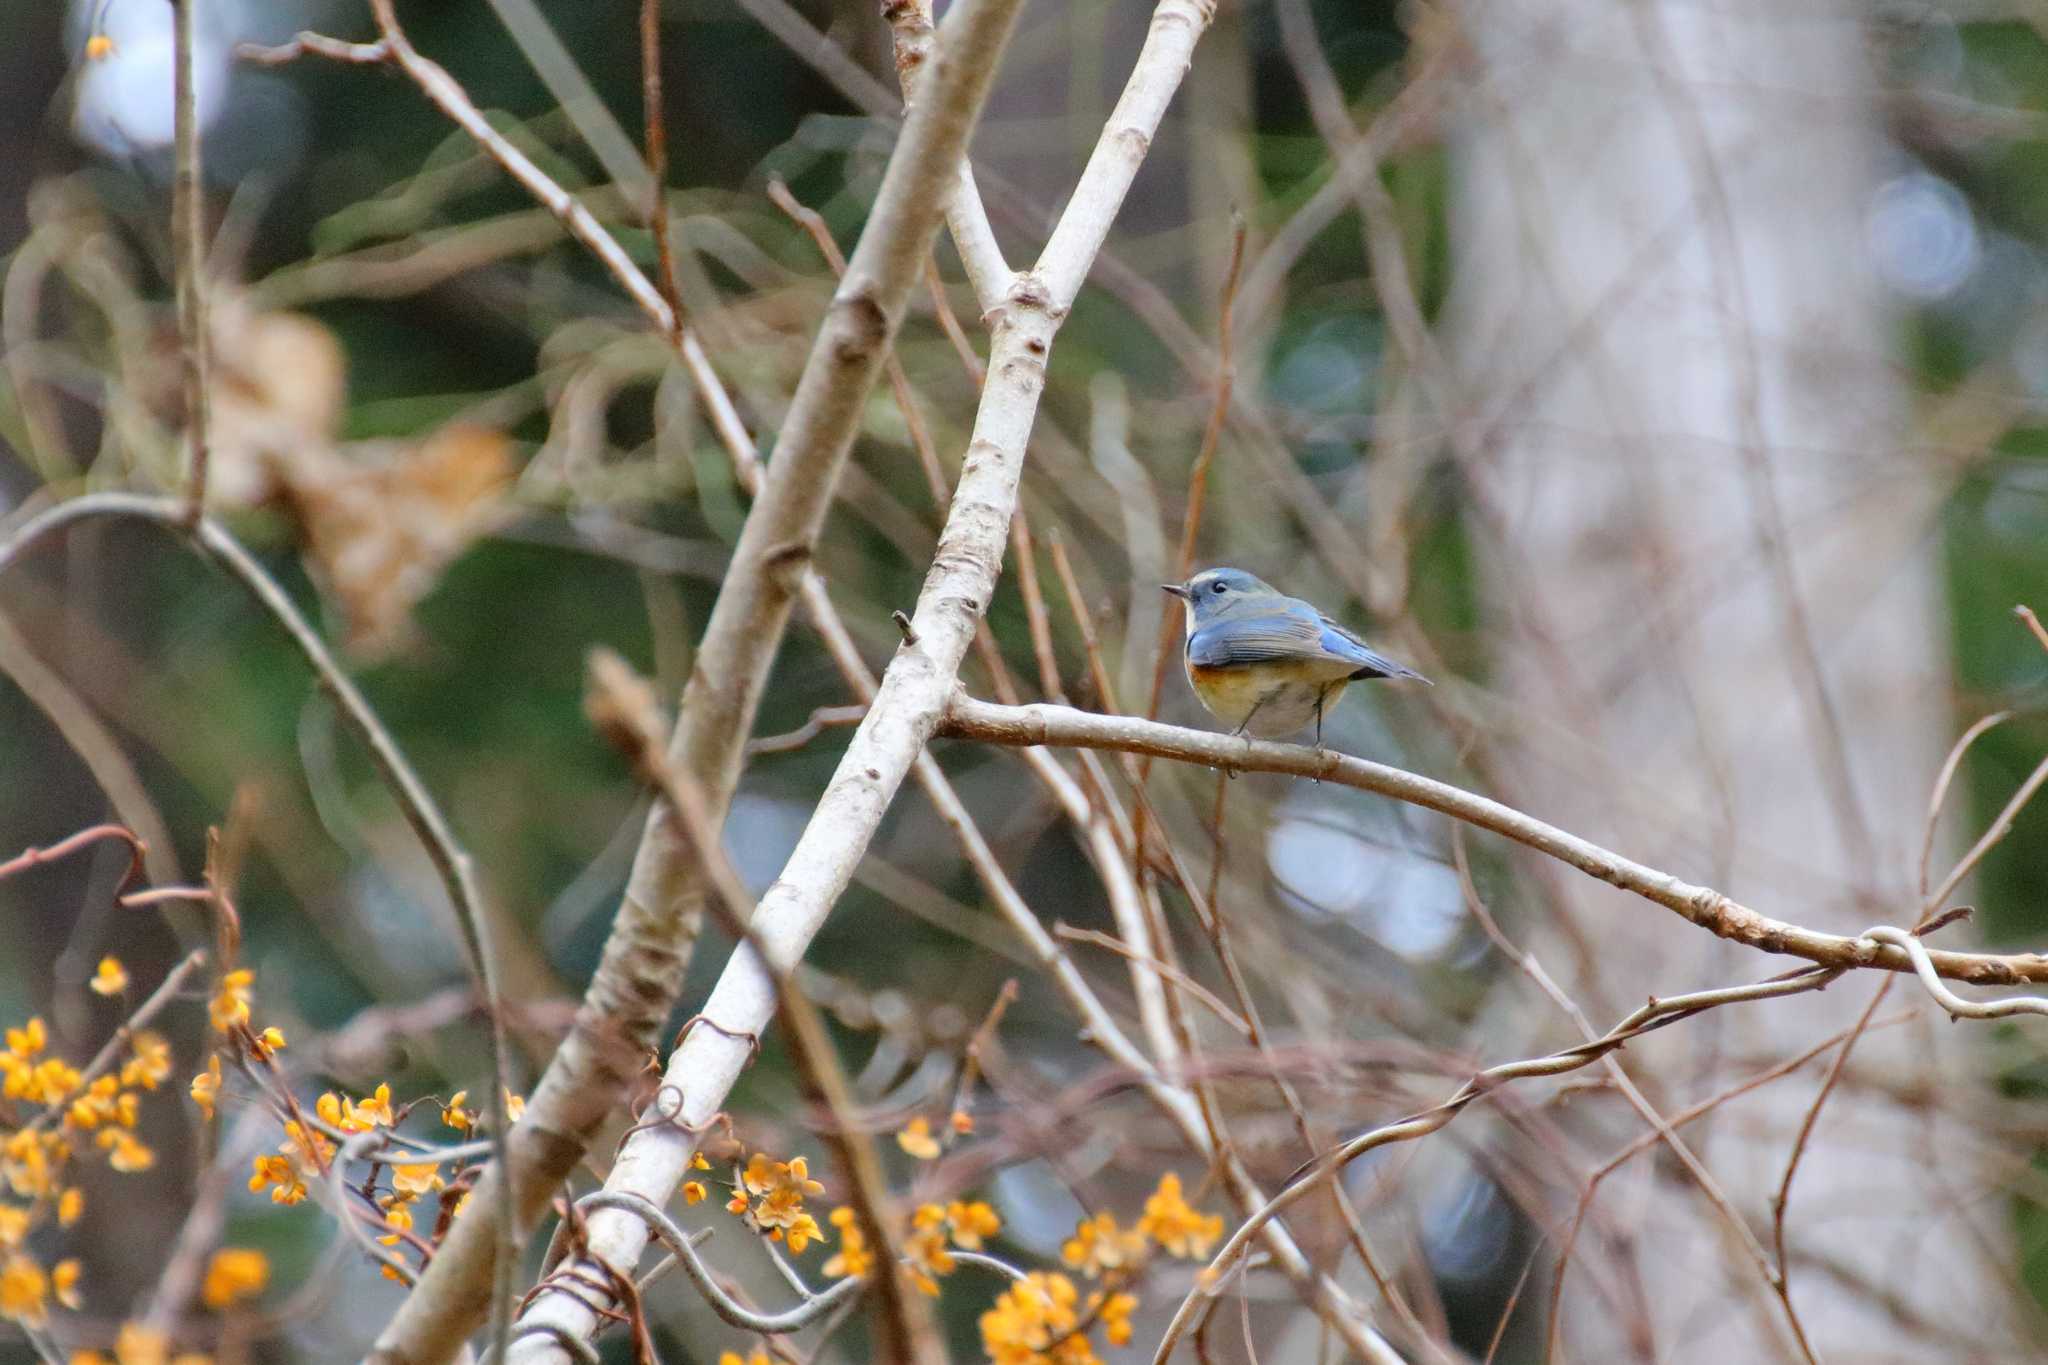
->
[{"left": 1211, "top": 582, "right": 1228, "bottom": 595}]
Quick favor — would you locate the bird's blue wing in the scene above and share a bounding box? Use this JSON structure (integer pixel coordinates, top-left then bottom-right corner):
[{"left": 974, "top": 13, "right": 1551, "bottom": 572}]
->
[
  {"left": 1185, "top": 602, "right": 1328, "bottom": 668},
  {"left": 1317, "top": 615, "right": 1428, "bottom": 682}
]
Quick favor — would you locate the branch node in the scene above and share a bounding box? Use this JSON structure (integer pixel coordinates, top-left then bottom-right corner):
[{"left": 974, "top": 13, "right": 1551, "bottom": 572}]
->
[{"left": 893, "top": 610, "right": 920, "bottom": 645}]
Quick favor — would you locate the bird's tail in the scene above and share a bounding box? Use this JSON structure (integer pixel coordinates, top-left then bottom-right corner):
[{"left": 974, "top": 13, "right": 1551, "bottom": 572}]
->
[{"left": 1351, "top": 653, "right": 1431, "bottom": 686}]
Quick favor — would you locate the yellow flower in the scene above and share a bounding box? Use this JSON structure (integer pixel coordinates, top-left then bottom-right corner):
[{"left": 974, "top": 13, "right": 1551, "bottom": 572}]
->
[
  {"left": 11, "top": 1054, "right": 82, "bottom": 1106},
  {"left": 113, "top": 1321, "right": 168, "bottom": 1365},
  {"left": 379, "top": 1204, "right": 414, "bottom": 1247},
  {"left": 717, "top": 1352, "right": 771, "bottom": 1365},
  {"left": 440, "top": 1092, "right": 474, "bottom": 1133},
  {"left": 248, "top": 1154, "right": 306, "bottom": 1206},
  {"left": 1138, "top": 1172, "right": 1223, "bottom": 1259},
  {"left": 736, "top": 1152, "right": 826, "bottom": 1235},
  {"left": 57, "top": 1189, "right": 83, "bottom": 1227},
  {"left": 821, "top": 1207, "right": 873, "bottom": 1279},
  {"left": 200, "top": 1249, "right": 267, "bottom": 1310},
  {"left": 0, "top": 1253, "right": 49, "bottom": 1326},
  {"left": 52, "top": 1259, "right": 81, "bottom": 1311},
  {"left": 353, "top": 1083, "right": 395, "bottom": 1128},
  {"left": 389, "top": 1163, "right": 442, "bottom": 1199},
  {"left": 1095, "top": 1290, "right": 1138, "bottom": 1346},
  {"left": 85, "top": 34, "right": 116, "bottom": 60},
  {"left": 3, "top": 1130, "right": 57, "bottom": 1198},
  {"left": 318, "top": 1085, "right": 393, "bottom": 1135},
  {"left": 978, "top": 1270, "right": 1085, "bottom": 1364},
  {"left": 503, "top": 1089, "right": 525, "bottom": 1123},
  {"left": 6, "top": 1018, "right": 47, "bottom": 1058},
  {"left": 946, "top": 1200, "right": 1000, "bottom": 1250},
  {"left": 896, "top": 1116, "right": 941, "bottom": 1160},
  {"left": 683, "top": 1181, "right": 707, "bottom": 1205},
  {"left": 741, "top": 1152, "right": 823, "bottom": 1200},
  {"left": 903, "top": 1204, "right": 954, "bottom": 1296},
  {"left": 1062, "top": 1211, "right": 1144, "bottom": 1278},
  {"left": 208, "top": 971, "right": 253, "bottom": 1033},
  {"left": 781, "top": 1210, "right": 826, "bottom": 1255},
  {"left": 950, "top": 1108, "right": 974, "bottom": 1135},
  {"left": 89, "top": 958, "right": 129, "bottom": 997},
  {"left": 282, "top": 1122, "right": 331, "bottom": 1170},
  {"left": 103, "top": 1132, "right": 155, "bottom": 1174},
  {"left": 189, "top": 1056, "right": 222, "bottom": 1120},
  {"left": 67, "top": 1076, "right": 121, "bottom": 1130},
  {"left": 121, "top": 1033, "right": 171, "bottom": 1090},
  {"left": 256, "top": 1027, "right": 287, "bottom": 1057},
  {"left": 0, "top": 1206, "right": 27, "bottom": 1248}
]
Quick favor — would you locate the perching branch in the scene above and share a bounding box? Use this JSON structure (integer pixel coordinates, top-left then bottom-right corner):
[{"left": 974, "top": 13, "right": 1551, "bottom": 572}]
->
[{"left": 938, "top": 694, "right": 2048, "bottom": 988}]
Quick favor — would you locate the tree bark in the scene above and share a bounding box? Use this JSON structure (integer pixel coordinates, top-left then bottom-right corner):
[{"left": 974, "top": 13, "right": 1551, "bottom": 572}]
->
[{"left": 1446, "top": 0, "right": 2021, "bottom": 1356}]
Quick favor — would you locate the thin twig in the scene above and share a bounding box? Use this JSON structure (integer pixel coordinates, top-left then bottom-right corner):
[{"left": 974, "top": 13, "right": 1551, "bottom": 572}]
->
[
  {"left": 1046, "top": 531, "right": 1119, "bottom": 714},
  {"left": 577, "top": 1191, "right": 864, "bottom": 1334},
  {"left": 25, "top": 950, "right": 207, "bottom": 1138},
  {"left": 744, "top": 704, "right": 870, "bottom": 757},
  {"left": 2017, "top": 604, "right": 2048, "bottom": 656},
  {"left": 1054, "top": 924, "right": 1249, "bottom": 1035},
  {"left": 1141, "top": 211, "right": 1244, "bottom": 731},
  {"left": 0, "top": 613, "right": 182, "bottom": 887},
  {"left": 1862, "top": 925, "right": 2048, "bottom": 1019},
  {"left": 640, "top": 0, "right": 684, "bottom": 334},
  {"left": 1919, "top": 710, "right": 2011, "bottom": 900},
  {"left": 1452, "top": 831, "right": 1787, "bottom": 1340},
  {"left": 1150, "top": 966, "right": 1849, "bottom": 1364},
  {"left": 0, "top": 822, "right": 145, "bottom": 896},
  {"left": 948, "top": 979, "right": 1016, "bottom": 1129},
  {"left": 1548, "top": 1009, "right": 1917, "bottom": 1360},
  {"left": 170, "top": 0, "right": 211, "bottom": 523}
]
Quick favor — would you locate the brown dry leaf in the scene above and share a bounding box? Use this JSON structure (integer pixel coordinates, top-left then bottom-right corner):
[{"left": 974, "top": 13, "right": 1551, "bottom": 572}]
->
[
  {"left": 146, "top": 296, "right": 513, "bottom": 654},
  {"left": 280, "top": 423, "right": 514, "bottom": 657},
  {"left": 145, "top": 296, "right": 350, "bottom": 505}
]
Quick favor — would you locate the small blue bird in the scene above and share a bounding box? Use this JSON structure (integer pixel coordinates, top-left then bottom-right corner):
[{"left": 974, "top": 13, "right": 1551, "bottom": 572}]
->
[{"left": 1163, "top": 568, "right": 1427, "bottom": 744}]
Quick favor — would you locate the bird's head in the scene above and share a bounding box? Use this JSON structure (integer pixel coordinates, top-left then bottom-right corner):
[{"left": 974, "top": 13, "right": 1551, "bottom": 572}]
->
[{"left": 1162, "top": 567, "right": 1279, "bottom": 624}]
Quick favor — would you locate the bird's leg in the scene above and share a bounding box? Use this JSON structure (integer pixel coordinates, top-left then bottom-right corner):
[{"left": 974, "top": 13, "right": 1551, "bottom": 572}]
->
[
  {"left": 1312, "top": 688, "right": 1329, "bottom": 780},
  {"left": 1228, "top": 690, "right": 1278, "bottom": 779}
]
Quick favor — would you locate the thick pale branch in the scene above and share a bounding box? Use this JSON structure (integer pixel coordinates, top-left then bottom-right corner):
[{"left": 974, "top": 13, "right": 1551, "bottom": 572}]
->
[
  {"left": 504, "top": 3, "right": 1219, "bottom": 1360},
  {"left": 938, "top": 695, "right": 2048, "bottom": 987},
  {"left": 878, "top": 0, "right": 1011, "bottom": 312},
  {"left": 367, "top": 0, "right": 1026, "bottom": 1352}
]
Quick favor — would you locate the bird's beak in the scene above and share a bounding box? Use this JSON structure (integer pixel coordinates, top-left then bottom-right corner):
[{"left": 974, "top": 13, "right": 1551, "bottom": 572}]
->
[{"left": 1161, "top": 584, "right": 1189, "bottom": 599}]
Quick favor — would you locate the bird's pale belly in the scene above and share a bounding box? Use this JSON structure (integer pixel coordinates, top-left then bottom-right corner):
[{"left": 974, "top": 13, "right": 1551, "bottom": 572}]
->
[{"left": 1185, "top": 663, "right": 1350, "bottom": 739}]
